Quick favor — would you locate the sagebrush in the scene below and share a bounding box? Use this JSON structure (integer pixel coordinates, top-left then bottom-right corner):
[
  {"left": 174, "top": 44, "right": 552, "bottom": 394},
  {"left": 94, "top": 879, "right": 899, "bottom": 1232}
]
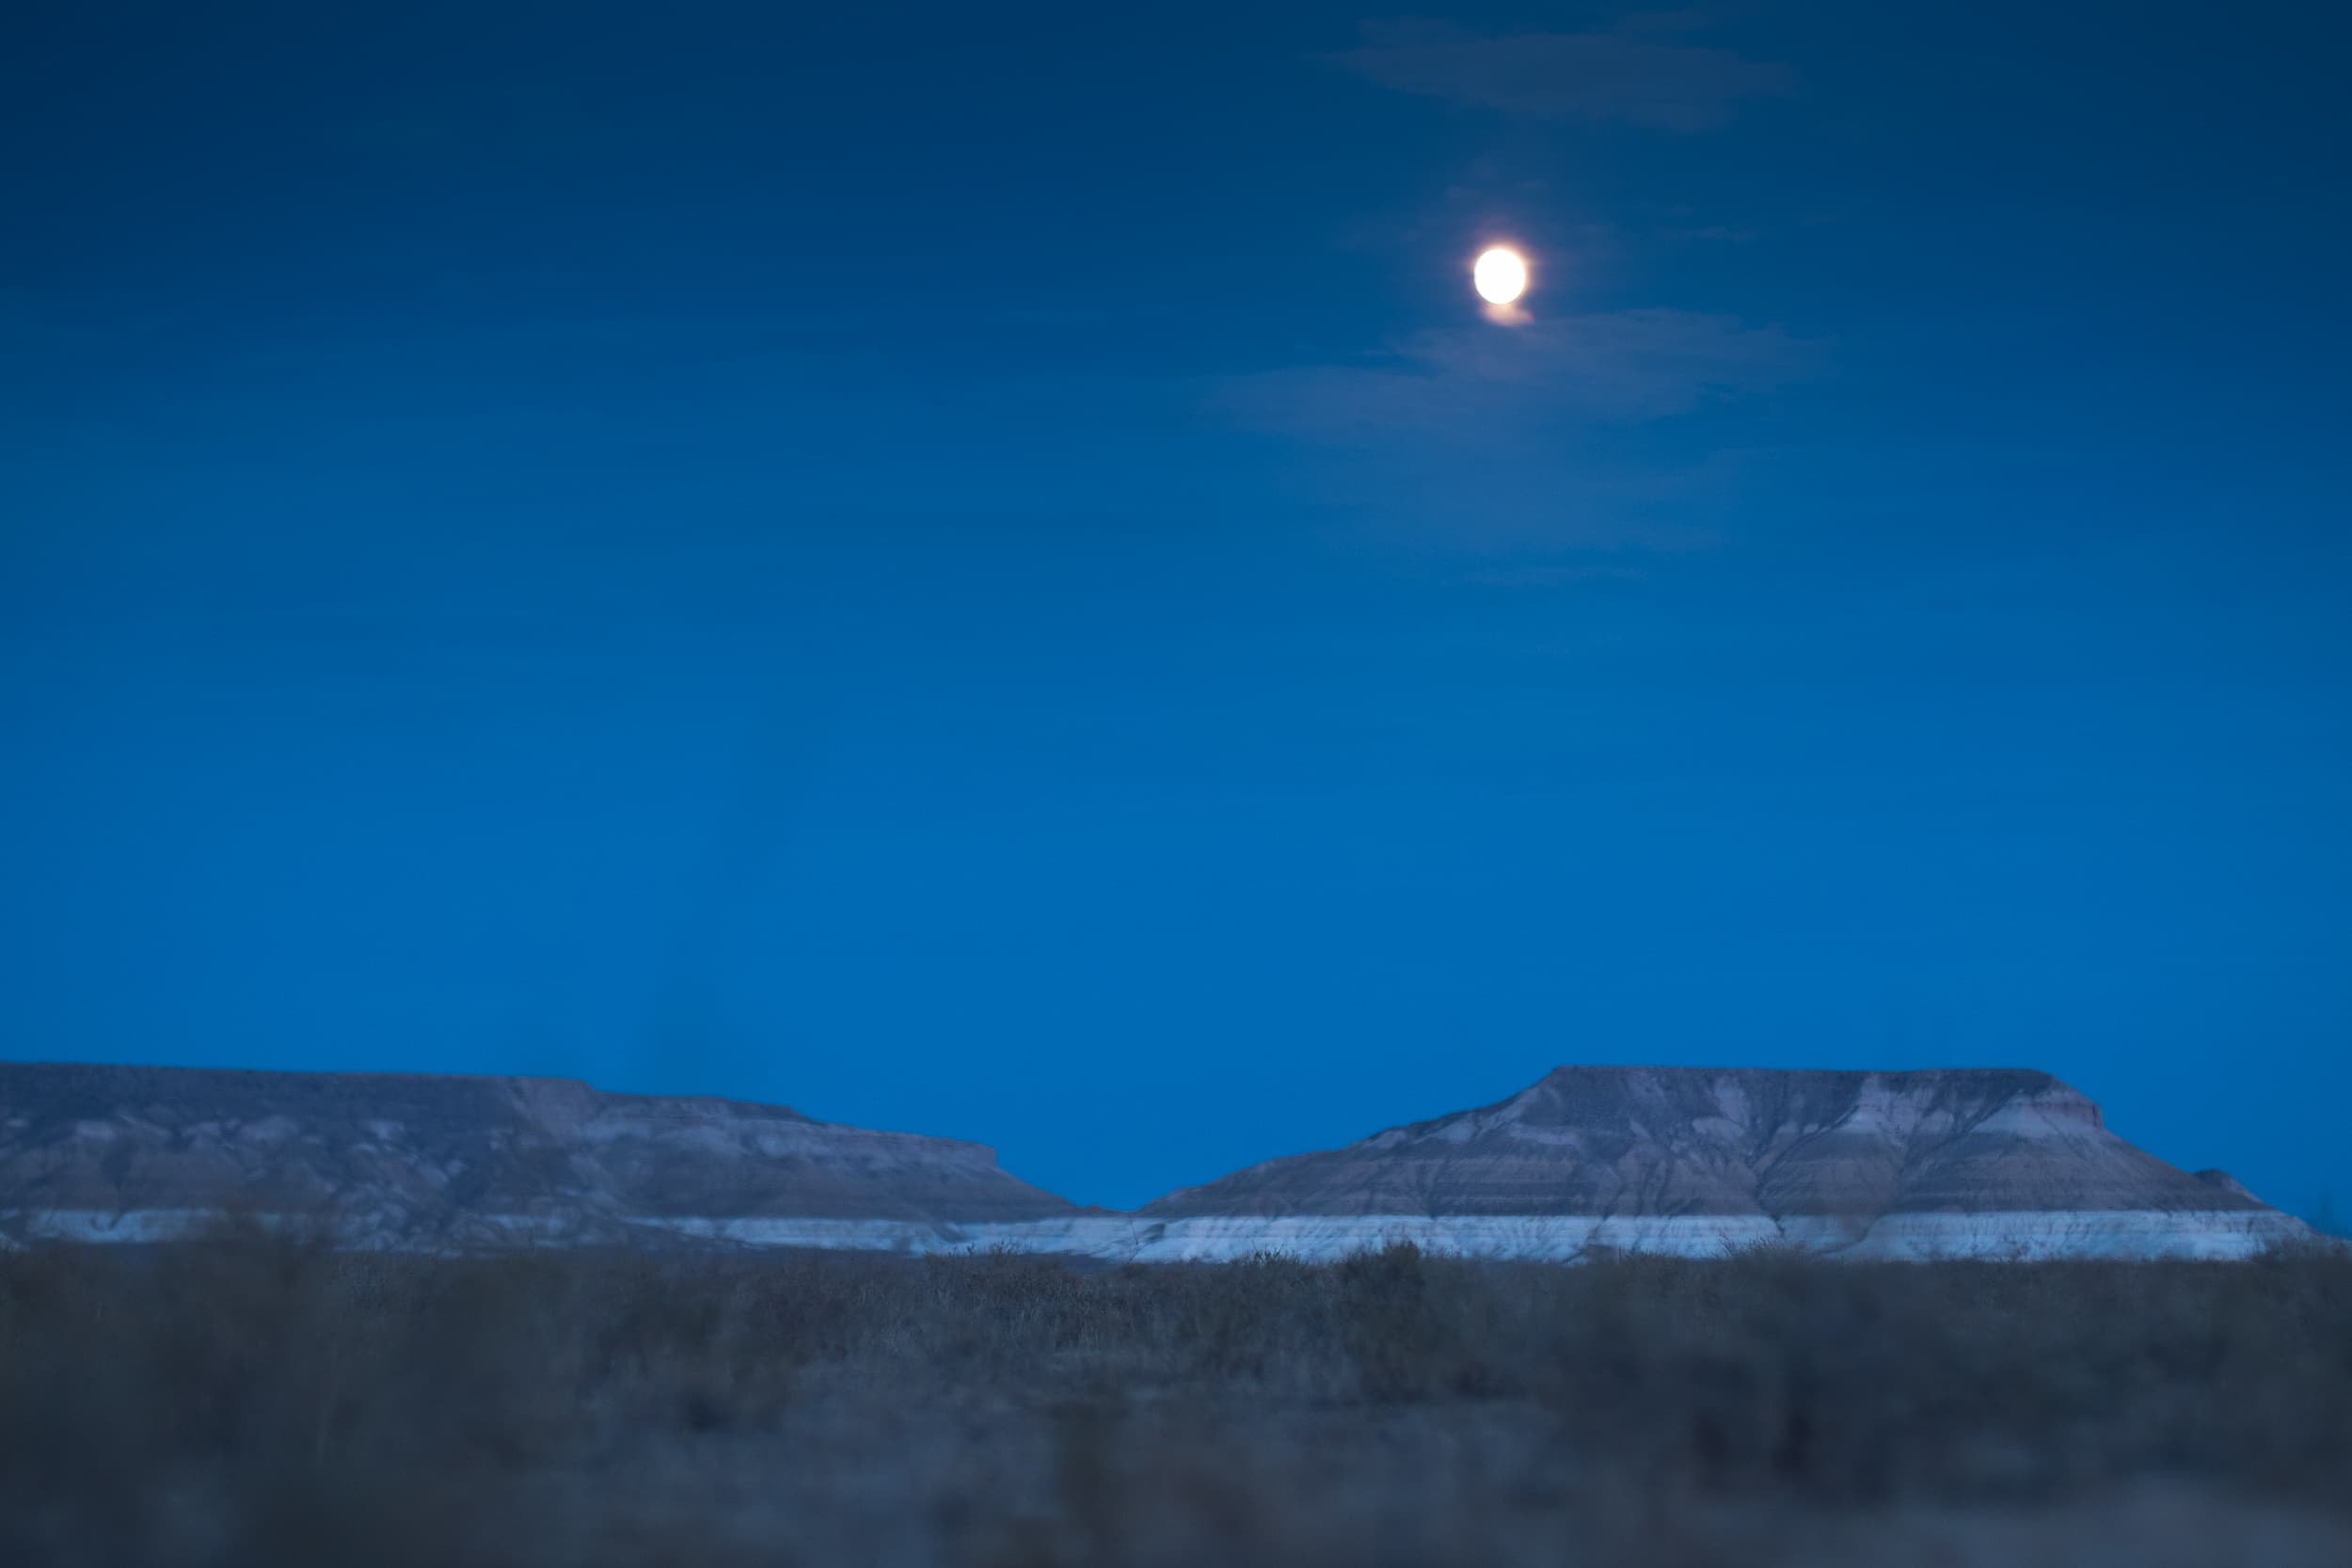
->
[{"left": 3, "top": 1233, "right": 2347, "bottom": 1566}]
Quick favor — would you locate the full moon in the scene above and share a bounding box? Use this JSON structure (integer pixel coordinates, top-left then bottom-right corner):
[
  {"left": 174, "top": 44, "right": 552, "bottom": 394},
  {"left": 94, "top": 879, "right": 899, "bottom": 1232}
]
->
[{"left": 1473, "top": 246, "right": 1528, "bottom": 305}]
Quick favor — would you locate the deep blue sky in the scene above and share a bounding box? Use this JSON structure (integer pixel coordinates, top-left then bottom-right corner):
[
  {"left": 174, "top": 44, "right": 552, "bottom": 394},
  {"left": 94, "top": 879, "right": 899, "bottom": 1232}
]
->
[{"left": 6, "top": 3, "right": 2347, "bottom": 1214}]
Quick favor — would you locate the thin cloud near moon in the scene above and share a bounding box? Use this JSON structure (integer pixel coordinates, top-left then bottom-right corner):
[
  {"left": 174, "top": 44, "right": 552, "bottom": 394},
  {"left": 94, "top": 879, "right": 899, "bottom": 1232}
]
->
[
  {"left": 1327, "top": 23, "right": 1795, "bottom": 133},
  {"left": 1218, "top": 308, "right": 1811, "bottom": 438}
]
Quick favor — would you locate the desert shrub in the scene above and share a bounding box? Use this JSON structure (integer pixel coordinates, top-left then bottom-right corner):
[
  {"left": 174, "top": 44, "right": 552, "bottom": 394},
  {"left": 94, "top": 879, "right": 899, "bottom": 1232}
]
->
[{"left": 2, "top": 1234, "right": 2348, "bottom": 1566}]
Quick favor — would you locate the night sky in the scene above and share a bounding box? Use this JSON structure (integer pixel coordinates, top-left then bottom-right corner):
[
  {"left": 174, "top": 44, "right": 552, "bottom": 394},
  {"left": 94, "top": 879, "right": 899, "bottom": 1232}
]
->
[{"left": 6, "top": 3, "right": 2347, "bottom": 1215}]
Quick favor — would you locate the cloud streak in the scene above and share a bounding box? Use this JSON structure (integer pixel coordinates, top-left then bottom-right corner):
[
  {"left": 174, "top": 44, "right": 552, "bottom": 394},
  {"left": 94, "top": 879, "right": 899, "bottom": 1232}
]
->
[
  {"left": 1458, "top": 563, "right": 1650, "bottom": 587},
  {"left": 1327, "top": 21, "right": 1794, "bottom": 132},
  {"left": 1209, "top": 310, "right": 1811, "bottom": 547},
  {"left": 1222, "top": 309, "right": 1810, "bottom": 440}
]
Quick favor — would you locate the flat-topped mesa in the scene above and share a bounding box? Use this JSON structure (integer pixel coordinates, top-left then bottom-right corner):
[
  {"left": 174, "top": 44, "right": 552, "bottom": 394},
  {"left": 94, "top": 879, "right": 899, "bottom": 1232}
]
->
[
  {"left": 0, "top": 1062, "right": 1078, "bottom": 1250},
  {"left": 1143, "top": 1067, "right": 2127, "bottom": 1219},
  {"left": 2, "top": 1059, "right": 2320, "bottom": 1262},
  {"left": 1128, "top": 1065, "right": 2307, "bottom": 1262}
]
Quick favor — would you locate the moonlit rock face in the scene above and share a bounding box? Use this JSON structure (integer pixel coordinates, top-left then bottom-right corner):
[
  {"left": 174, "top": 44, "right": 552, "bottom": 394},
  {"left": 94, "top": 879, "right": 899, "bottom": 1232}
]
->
[
  {"left": 1132, "top": 1066, "right": 2314, "bottom": 1259},
  {"left": 0, "top": 1061, "right": 2321, "bottom": 1261},
  {"left": 1143, "top": 1067, "right": 2203, "bottom": 1218},
  {"left": 1473, "top": 245, "right": 1528, "bottom": 304},
  {"left": 0, "top": 1063, "right": 1081, "bottom": 1251}
]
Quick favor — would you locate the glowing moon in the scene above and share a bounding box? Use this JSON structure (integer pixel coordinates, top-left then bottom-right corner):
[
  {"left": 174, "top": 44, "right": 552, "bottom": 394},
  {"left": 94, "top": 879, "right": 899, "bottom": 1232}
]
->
[{"left": 1473, "top": 246, "right": 1528, "bottom": 305}]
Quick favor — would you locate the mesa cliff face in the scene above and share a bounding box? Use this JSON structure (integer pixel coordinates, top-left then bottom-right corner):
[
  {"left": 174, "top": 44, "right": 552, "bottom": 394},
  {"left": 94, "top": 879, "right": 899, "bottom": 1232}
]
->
[
  {"left": 0, "top": 1062, "right": 1078, "bottom": 1250},
  {"left": 1125, "top": 1067, "right": 2309, "bottom": 1261},
  {"left": 0, "top": 1060, "right": 2316, "bottom": 1260}
]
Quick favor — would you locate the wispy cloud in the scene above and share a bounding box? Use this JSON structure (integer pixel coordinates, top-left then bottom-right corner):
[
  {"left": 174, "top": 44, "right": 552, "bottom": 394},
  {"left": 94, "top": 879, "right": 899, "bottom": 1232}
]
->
[
  {"left": 1458, "top": 563, "right": 1650, "bottom": 587},
  {"left": 1221, "top": 309, "right": 1809, "bottom": 440},
  {"left": 1211, "top": 312, "right": 1812, "bottom": 546},
  {"left": 1327, "top": 19, "right": 1794, "bottom": 132}
]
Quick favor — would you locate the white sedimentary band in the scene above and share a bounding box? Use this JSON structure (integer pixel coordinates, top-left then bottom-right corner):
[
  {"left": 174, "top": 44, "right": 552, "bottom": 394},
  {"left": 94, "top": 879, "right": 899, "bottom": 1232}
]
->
[
  {"left": 636, "top": 1215, "right": 1144, "bottom": 1255},
  {"left": 2, "top": 1207, "right": 2316, "bottom": 1261},
  {"left": 576, "top": 1209, "right": 2326, "bottom": 1260},
  {"left": 1099, "top": 1213, "right": 1782, "bottom": 1262}
]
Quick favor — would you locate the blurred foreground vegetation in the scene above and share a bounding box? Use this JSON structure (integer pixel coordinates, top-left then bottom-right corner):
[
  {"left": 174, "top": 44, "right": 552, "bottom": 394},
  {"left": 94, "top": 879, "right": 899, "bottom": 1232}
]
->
[{"left": 3, "top": 1233, "right": 2348, "bottom": 1566}]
